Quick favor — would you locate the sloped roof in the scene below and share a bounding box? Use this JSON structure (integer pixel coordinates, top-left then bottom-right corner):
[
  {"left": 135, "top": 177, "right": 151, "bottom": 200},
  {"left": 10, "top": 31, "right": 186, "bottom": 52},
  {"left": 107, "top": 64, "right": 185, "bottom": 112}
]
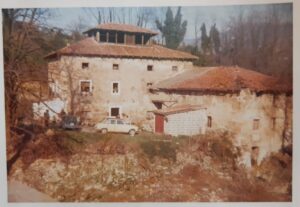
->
[
  {"left": 152, "top": 104, "right": 205, "bottom": 116},
  {"left": 84, "top": 23, "right": 158, "bottom": 35},
  {"left": 153, "top": 66, "right": 292, "bottom": 94},
  {"left": 45, "top": 38, "right": 198, "bottom": 61}
]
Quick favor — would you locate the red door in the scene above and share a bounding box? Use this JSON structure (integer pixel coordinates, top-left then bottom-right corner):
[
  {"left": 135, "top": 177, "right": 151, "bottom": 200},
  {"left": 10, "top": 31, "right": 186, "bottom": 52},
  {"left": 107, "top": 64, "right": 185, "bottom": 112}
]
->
[{"left": 155, "top": 114, "right": 164, "bottom": 133}]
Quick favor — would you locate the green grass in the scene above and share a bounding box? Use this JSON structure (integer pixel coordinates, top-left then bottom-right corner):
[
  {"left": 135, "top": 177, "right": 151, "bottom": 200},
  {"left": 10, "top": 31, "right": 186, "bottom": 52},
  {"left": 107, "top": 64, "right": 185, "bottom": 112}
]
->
[{"left": 54, "top": 129, "right": 181, "bottom": 160}]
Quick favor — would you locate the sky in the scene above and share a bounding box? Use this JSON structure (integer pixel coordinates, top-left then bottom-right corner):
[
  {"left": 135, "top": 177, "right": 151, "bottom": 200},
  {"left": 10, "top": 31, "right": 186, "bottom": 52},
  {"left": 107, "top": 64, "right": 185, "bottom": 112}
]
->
[{"left": 46, "top": 3, "right": 292, "bottom": 41}]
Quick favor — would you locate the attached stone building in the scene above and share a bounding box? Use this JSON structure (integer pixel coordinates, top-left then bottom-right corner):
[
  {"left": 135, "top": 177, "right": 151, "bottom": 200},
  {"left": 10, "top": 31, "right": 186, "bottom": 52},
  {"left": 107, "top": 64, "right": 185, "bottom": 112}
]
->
[
  {"left": 45, "top": 23, "right": 197, "bottom": 125},
  {"left": 151, "top": 66, "right": 292, "bottom": 165}
]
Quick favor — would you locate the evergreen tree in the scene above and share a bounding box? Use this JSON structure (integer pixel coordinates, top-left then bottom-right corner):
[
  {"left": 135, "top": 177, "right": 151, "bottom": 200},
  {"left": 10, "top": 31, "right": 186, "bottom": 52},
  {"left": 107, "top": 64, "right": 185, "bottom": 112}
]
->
[
  {"left": 155, "top": 7, "right": 187, "bottom": 49},
  {"left": 200, "top": 23, "right": 210, "bottom": 53},
  {"left": 209, "top": 23, "right": 221, "bottom": 54}
]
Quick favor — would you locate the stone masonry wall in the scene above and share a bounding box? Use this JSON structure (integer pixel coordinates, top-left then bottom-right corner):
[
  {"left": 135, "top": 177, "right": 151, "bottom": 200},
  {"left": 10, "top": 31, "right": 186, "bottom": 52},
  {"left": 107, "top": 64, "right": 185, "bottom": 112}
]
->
[
  {"left": 48, "top": 56, "right": 193, "bottom": 127},
  {"left": 152, "top": 89, "right": 292, "bottom": 165}
]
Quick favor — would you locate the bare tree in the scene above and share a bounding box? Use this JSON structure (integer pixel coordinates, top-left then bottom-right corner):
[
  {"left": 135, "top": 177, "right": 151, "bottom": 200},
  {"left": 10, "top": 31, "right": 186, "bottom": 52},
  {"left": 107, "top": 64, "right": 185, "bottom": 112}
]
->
[
  {"left": 3, "top": 9, "right": 51, "bottom": 127},
  {"left": 135, "top": 8, "right": 155, "bottom": 28},
  {"left": 67, "top": 16, "right": 88, "bottom": 41},
  {"left": 220, "top": 4, "right": 292, "bottom": 80}
]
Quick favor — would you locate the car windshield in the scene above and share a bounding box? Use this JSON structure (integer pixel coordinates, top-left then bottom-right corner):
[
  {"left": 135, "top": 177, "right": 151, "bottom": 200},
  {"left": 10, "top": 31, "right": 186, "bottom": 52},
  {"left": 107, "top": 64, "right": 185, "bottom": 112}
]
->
[{"left": 101, "top": 118, "right": 111, "bottom": 124}]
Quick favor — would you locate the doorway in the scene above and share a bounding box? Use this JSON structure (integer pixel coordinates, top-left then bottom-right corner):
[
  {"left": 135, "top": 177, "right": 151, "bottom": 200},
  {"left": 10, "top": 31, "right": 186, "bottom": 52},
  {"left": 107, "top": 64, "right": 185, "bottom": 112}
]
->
[{"left": 155, "top": 114, "right": 164, "bottom": 133}]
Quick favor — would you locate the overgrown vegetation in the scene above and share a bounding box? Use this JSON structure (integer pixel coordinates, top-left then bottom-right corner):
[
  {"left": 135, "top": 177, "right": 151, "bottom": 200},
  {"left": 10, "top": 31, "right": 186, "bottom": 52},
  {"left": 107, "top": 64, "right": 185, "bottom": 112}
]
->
[
  {"left": 9, "top": 129, "right": 291, "bottom": 202},
  {"left": 140, "top": 141, "right": 177, "bottom": 162}
]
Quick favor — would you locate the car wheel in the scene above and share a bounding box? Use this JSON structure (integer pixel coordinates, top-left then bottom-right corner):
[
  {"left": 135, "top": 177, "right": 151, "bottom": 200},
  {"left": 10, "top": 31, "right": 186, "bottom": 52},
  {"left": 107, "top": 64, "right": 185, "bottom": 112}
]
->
[
  {"left": 101, "top": 128, "right": 108, "bottom": 134},
  {"left": 129, "top": 129, "right": 136, "bottom": 136}
]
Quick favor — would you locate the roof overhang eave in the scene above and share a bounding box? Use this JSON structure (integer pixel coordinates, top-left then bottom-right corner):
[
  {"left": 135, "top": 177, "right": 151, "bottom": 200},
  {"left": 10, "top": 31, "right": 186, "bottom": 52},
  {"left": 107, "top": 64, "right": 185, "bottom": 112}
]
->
[{"left": 82, "top": 28, "right": 158, "bottom": 36}]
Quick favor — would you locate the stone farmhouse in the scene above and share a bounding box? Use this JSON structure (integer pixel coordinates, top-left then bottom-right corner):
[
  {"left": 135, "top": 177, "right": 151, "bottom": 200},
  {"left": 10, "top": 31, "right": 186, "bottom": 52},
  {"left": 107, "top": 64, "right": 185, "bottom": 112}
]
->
[
  {"left": 45, "top": 23, "right": 197, "bottom": 126},
  {"left": 45, "top": 23, "right": 292, "bottom": 165}
]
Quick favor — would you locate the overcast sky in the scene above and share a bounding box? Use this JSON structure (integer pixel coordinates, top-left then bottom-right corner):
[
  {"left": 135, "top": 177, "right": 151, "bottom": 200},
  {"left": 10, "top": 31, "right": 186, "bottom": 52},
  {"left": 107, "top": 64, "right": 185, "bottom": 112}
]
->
[{"left": 47, "top": 3, "right": 292, "bottom": 41}]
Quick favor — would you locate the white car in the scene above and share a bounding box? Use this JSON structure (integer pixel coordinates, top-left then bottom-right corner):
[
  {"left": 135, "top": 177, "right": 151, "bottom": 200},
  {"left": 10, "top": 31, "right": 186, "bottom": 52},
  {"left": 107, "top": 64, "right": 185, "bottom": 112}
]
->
[{"left": 95, "top": 118, "right": 139, "bottom": 136}]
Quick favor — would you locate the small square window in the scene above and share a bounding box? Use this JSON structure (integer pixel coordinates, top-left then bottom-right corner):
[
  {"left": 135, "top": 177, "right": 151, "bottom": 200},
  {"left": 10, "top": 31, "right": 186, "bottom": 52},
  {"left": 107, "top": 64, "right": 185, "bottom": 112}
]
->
[
  {"left": 147, "top": 82, "right": 153, "bottom": 87},
  {"left": 147, "top": 65, "right": 153, "bottom": 71},
  {"left": 80, "top": 81, "right": 92, "bottom": 93},
  {"left": 253, "top": 119, "right": 260, "bottom": 130},
  {"left": 207, "top": 116, "right": 212, "bottom": 128},
  {"left": 113, "top": 64, "right": 119, "bottom": 70},
  {"left": 82, "top": 62, "right": 89, "bottom": 69},
  {"left": 172, "top": 66, "right": 178, "bottom": 71}
]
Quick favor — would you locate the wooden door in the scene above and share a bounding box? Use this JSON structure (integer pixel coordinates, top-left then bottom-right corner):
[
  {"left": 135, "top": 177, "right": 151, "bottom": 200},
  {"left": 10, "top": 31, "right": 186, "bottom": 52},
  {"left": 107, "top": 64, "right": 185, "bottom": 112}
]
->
[{"left": 155, "top": 114, "right": 164, "bottom": 133}]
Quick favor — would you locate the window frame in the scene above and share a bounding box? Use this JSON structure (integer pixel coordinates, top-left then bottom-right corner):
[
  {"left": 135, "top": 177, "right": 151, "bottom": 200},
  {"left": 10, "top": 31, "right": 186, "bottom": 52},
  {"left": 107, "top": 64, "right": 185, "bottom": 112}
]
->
[
  {"left": 147, "top": 82, "right": 153, "bottom": 87},
  {"left": 81, "top": 62, "right": 89, "bottom": 69},
  {"left": 111, "top": 81, "right": 120, "bottom": 95},
  {"left": 147, "top": 65, "right": 153, "bottom": 71},
  {"left": 113, "top": 63, "right": 119, "bottom": 70},
  {"left": 79, "top": 80, "right": 92, "bottom": 94},
  {"left": 253, "top": 119, "right": 260, "bottom": 130},
  {"left": 109, "top": 106, "right": 122, "bottom": 118},
  {"left": 207, "top": 116, "right": 212, "bottom": 128},
  {"left": 172, "top": 65, "right": 178, "bottom": 71}
]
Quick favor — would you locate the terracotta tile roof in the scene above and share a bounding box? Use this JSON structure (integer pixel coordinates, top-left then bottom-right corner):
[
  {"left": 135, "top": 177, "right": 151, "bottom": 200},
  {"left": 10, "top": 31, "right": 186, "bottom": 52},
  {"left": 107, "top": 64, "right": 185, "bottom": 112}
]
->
[
  {"left": 45, "top": 37, "right": 198, "bottom": 61},
  {"left": 152, "top": 104, "right": 205, "bottom": 116},
  {"left": 153, "top": 66, "right": 292, "bottom": 94},
  {"left": 84, "top": 23, "right": 158, "bottom": 35}
]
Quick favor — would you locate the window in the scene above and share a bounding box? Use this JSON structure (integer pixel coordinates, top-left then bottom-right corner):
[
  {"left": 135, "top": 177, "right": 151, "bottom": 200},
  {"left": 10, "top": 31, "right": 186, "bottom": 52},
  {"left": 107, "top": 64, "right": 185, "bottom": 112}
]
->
[
  {"left": 112, "top": 82, "right": 120, "bottom": 94},
  {"left": 253, "top": 119, "right": 260, "bottom": 130},
  {"left": 82, "top": 62, "right": 89, "bottom": 69},
  {"left": 113, "top": 64, "right": 119, "bottom": 70},
  {"left": 100, "top": 32, "right": 106, "bottom": 42},
  {"left": 80, "top": 80, "right": 92, "bottom": 93},
  {"left": 110, "top": 119, "right": 116, "bottom": 124},
  {"left": 172, "top": 66, "right": 178, "bottom": 71},
  {"left": 147, "top": 65, "right": 153, "bottom": 71},
  {"left": 272, "top": 117, "right": 276, "bottom": 129},
  {"left": 251, "top": 146, "right": 260, "bottom": 167},
  {"left": 117, "top": 120, "right": 124, "bottom": 125},
  {"left": 207, "top": 116, "right": 212, "bottom": 128},
  {"left": 135, "top": 34, "right": 143, "bottom": 45},
  {"left": 110, "top": 107, "right": 120, "bottom": 117},
  {"left": 147, "top": 82, "right": 153, "bottom": 87},
  {"left": 154, "top": 102, "right": 162, "bottom": 109}
]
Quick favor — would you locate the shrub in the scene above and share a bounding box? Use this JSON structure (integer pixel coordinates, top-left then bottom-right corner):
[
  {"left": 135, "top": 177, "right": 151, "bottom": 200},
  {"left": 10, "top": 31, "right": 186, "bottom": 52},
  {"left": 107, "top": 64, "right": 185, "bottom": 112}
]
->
[{"left": 140, "top": 141, "right": 176, "bottom": 162}]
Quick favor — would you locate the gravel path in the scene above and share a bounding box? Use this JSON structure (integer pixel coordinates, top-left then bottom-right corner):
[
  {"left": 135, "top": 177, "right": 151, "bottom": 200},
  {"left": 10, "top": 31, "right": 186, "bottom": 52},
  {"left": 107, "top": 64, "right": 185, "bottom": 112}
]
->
[{"left": 8, "top": 180, "right": 56, "bottom": 202}]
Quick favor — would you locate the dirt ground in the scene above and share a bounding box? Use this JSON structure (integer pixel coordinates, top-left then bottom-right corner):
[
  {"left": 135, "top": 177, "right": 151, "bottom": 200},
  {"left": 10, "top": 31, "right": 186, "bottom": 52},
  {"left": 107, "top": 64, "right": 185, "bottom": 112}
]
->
[
  {"left": 8, "top": 180, "right": 56, "bottom": 202},
  {"left": 8, "top": 129, "right": 292, "bottom": 202}
]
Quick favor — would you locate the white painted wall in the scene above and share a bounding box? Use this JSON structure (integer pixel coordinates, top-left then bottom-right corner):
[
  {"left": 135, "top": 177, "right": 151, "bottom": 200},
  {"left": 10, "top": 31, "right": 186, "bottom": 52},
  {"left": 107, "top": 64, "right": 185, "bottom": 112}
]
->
[
  {"left": 32, "top": 98, "right": 65, "bottom": 120},
  {"left": 164, "top": 109, "right": 207, "bottom": 136}
]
